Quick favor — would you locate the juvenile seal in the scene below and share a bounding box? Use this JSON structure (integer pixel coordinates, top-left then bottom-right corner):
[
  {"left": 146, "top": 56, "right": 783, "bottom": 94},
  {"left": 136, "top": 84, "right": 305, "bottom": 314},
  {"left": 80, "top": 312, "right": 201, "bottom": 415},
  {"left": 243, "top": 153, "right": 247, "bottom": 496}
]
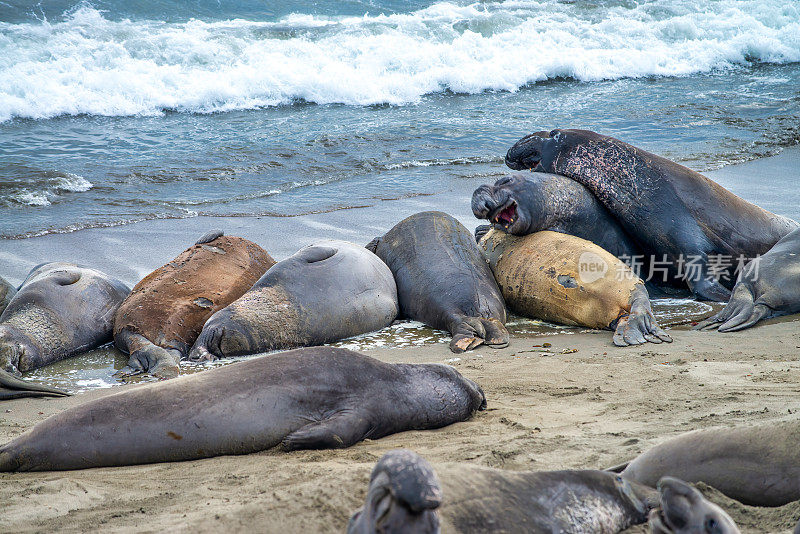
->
[
  {"left": 696, "top": 227, "right": 800, "bottom": 331},
  {"left": 0, "top": 262, "right": 130, "bottom": 376},
  {"left": 0, "top": 347, "right": 486, "bottom": 471},
  {"left": 189, "top": 241, "right": 398, "bottom": 361},
  {"left": 471, "top": 172, "right": 640, "bottom": 260},
  {"left": 114, "top": 231, "right": 275, "bottom": 376},
  {"left": 367, "top": 211, "right": 509, "bottom": 353},
  {"left": 505, "top": 129, "right": 798, "bottom": 301},
  {"left": 649, "top": 477, "right": 740, "bottom": 534},
  {"left": 479, "top": 229, "right": 671, "bottom": 346},
  {"left": 616, "top": 420, "right": 800, "bottom": 506},
  {"left": 0, "top": 276, "right": 15, "bottom": 316},
  {"left": 349, "top": 449, "right": 657, "bottom": 533}
]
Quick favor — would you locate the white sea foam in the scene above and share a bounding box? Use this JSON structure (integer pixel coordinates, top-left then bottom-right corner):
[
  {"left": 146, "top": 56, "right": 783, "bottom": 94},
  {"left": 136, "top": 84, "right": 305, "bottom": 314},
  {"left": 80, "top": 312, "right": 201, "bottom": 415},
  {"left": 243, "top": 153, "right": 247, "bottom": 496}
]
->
[
  {"left": 0, "top": 1, "right": 798, "bottom": 121},
  {"left": 5, "top": 172, "right": 93, "bottom": 206}
]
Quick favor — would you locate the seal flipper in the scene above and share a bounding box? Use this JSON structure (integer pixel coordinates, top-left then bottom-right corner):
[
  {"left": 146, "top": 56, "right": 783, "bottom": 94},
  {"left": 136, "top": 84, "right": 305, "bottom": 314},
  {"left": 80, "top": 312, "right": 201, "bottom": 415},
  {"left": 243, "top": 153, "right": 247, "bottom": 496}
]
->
[
  {"left": 195, "top": 230, "right": 224, "bottom": 245},
  {"left": 450, "top": 316, "right": 509, "bottom": 353},
  {"left": 474, "top": 224, "right": 492, "bottom": 244},
  {"left": 688, "top": 275, "right": 732, "bottom": 303},
  {"left": 281, "top": 412, "right": 372, "bottom": 451},
  {"left": 695, "top": 283, "right": 771, "bottom": 332},
  {"left": 114, "top": 331, "right": 180, "bottom": 378},
  {"left": 0, "top": 368, "right": 70, "bottom": 400},
  {"left": 365, "top": 236, "right": 381, "bottom": 254},
  {"left": 612, "top": 284, "right": 672, "bottom": 346}
]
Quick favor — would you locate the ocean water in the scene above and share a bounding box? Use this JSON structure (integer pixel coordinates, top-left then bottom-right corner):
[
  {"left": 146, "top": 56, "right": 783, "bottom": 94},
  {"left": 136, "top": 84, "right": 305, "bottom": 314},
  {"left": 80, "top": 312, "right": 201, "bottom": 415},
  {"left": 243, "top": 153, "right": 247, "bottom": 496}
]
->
[{"left": 1, "top": 0, "right": 799, "bottom": 239}]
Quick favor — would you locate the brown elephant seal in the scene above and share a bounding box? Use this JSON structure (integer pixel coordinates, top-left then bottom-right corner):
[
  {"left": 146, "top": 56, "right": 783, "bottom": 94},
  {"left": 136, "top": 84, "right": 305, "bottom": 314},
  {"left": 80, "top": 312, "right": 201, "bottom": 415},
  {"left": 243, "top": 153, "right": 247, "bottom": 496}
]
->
[
  {"left": 349, "top": 449, "right": 657, "bottom": 533},
  {"left": 367, "top": 211, "right": 509, "bottom": 353},
  {"left": 479, "top": 229, "right": 671, "bottom": 346},
  {"left": 505, "top": 129, "right": 798, "bottom": 301},
  {"left": 0, "top": 276, "right": 15, "bottom": 316},
  {"left": 696, "top": 226, "right": 800, "bottom": 331},
  {"left": 615, "top": 420, "right": 800, "bottom": 506},
  {"left": 188, "top": 240, "right": 398, "bottom": 361},
  {"left": 0, "top": 347, "right": 485, "bottom": 471},
  {"left": 114, "top": 231, "right": 275, "bottom": 376},
  {"left": 0, "top": 262, "right": 130, "bottom": 378},
  {"left": 649, "top": 477, "right": 740, "bottom": 534},
  {"left": 0, "top": 368, "right": 70, "bottom": 400}
]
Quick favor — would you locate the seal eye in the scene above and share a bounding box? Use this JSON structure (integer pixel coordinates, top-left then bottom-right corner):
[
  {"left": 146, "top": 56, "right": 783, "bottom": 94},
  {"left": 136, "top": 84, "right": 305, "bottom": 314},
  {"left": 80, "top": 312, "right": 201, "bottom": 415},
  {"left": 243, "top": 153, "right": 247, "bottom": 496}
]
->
[{"left": 704, "top": 517, "right": 718, "bottom": 532}]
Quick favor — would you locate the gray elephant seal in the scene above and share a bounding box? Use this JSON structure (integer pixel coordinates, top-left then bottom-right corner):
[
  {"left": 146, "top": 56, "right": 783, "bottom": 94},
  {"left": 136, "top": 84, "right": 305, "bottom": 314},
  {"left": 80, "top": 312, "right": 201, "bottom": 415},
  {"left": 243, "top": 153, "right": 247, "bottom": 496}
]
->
[
  {"left": 649, "top": 477, "right": 740, "bottom": 534},
  {"left": 697, "top": 226, "right": 800, "bottom": 331},
  {"left": 350, "top": 449, "right": 657, "bottom": 533},
  {"left": 0, "top": 347, "right": 485, "bottom": 471},
  {"left": 0, "top": 276, "right": 15, "bottom": 316},
  {"left": 189, "top": 241, "right": 398, "bottom": 361},
  {"left": 367, "top": 211, "right": 508, "bottom": 353},
  {"left": 616, "top": 420, "right": 800, "bottom": 506},
  {"left": 505, "top": 129, "right": 798, "bottom": 301},
  {"left": 0, "top": 262, "right": 130, "bottom": 376}
]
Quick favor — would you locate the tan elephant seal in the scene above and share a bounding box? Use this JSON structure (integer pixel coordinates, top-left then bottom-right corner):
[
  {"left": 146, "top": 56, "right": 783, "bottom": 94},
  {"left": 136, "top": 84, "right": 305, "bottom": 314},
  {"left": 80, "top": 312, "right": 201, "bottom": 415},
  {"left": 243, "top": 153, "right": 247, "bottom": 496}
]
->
[
  {"left": 114, "top": 230, "right": 275, "bottom": 377},
  {"left": 479, "top": 229, "right": 671, "bottom": 346}
]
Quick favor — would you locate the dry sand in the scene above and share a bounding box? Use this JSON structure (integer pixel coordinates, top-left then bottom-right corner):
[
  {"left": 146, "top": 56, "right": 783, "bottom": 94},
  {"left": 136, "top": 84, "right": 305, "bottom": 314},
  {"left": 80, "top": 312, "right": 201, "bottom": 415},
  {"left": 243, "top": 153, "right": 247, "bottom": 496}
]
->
[{"left": 2, "top": 318, "right": 800, "bottom": 533}]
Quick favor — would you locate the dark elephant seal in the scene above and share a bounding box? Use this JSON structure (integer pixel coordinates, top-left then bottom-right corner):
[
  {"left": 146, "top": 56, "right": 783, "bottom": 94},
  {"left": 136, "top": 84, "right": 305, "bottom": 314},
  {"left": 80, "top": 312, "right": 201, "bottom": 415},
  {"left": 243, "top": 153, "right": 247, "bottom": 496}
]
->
[
  {"left": 114, "top": 231, "right": 275, "bottom": 376},
  {"left": 350, "top": 449, "right": 657, "bottom": 533},
  {"left": 471, "top": 172, "right": 640, "bottom": 260},
  {"left": 697, "top": 227, "right": 800, "bottom": 331},
  {"left": 0, "top": 262, "right": 130, "bottom": 377},
  {"left": 367, "top": 211, "right": 509, "bottom": 353},
  {"left": 0, "top": 347, "right": 485, "bottom": 471},
  {"left": 616, "top": 420, "right": 800, "bottom": 506},
  {"left": 0, "top": 368, "right": 70, "bottom": 400},
  {"left": 0, "top": 276, "right": 15, "bottom": 316},
  {"left": 479, "top": 229, "right": 671, "bottom": 346},
  {"left": 649, "top": 477, "right": 740, "bottom": 534},
  {"left": 505, "top": 129, "right": 798, "bottom": 301},
  {"left": 189, "top": 240, "right": 398, "bottom": 361}
]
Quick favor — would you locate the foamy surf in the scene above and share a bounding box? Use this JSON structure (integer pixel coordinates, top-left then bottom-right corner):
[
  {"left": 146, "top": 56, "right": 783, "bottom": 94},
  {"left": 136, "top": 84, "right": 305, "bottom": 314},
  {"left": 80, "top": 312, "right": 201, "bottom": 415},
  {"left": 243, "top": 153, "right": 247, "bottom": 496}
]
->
[
  {"left": 4, "top": 172, "right": 92, "bottom": 207},
  {"left": 1, "top": 0, "right": 799, "bottom": 121}
]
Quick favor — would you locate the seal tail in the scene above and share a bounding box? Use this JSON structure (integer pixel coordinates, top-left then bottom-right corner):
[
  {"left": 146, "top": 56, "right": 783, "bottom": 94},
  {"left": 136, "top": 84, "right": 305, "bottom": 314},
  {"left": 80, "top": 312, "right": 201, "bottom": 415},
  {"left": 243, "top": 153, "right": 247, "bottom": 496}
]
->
[
  {"left": 450, "top": 317, "right": 509, "bottom": 353},
  {"left": 0, "top": 368, "right": 70, "bottom": 400}
]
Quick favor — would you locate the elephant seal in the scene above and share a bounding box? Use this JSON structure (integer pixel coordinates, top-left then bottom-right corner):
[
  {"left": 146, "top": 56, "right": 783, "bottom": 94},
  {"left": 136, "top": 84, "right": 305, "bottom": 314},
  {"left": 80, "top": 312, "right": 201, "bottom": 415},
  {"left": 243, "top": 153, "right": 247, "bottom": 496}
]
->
[
  {"left": 696, "top": 227, "right": 800, "bottom": 331},
  {"left": 367, "top": 211, "right": 509, "bottom": 353},
  {"left": 616, "top": 420, "right": 800, "bottom": 506},
  {"left": 505, "top": 129, "right": 798, "bottom": 301},
  {"left": 471, "top": 172, "right": 640, "bottom": 260},
  {"left": 479, "top": 229, "right": 671, "bottom": 346},
  {"left": 649, "top": 477, "right": 740, "bottom": 534},
  {"left": 0, "top": 262, "right": 130, "bottom": 376},
  {"left": 0, "top": 347, "right": 485, "bottom": 471},
  {"left": 350, "top": 449, "right": 657, "bottom": 533},
  {"left": 188, "top": 240, "right": 398, "bottom": 361},
  {"left": 0, "top": 276, "right": 15, "bottom": 316},
  {"left": 114, "top": 231, "right": 275, "bottom": 376},
  {"left": 0, "top": 368, "right": 70, "bottom": 400}
]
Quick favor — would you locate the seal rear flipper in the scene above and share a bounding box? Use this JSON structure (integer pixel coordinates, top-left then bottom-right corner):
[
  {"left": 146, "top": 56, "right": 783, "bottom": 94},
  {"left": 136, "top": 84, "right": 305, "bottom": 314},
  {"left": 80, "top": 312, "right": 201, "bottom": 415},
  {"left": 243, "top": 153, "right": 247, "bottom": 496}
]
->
[
  {"left": 612, "top": 285, "right": 672, "bottom": 347},
  {"left": 449, "top": 317, "right": 509, "bottom": 353},
  {"left": 281, "top": 413, "right": 372, "bottom": 451},
  {"left": 195, "top": 229, "right": 224, "bottom": 244},
  {"left": 114, "top": 331, "right": 180, "bottom": 378},
  {"left": 0, "top": 368, "right": 70, "bottom": 400}
]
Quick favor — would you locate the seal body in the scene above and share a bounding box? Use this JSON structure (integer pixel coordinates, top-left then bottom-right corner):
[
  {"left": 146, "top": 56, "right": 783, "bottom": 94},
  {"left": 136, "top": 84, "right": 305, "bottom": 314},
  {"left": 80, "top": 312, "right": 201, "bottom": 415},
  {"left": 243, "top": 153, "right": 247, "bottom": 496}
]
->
[
  {"left": 0, "top": 262, "right": 130, "bottom": 375},
  {"left": 479, "top": 229, "right": 671, "bottom": 346},
  {"left": 697, "top": 226, "right": 800, "bottom": 331},
  {"left": 649, "top": 477, "right": 740, "bottom": 534},
  {"left": 471, "top": 171, "right": 640, "bottom": 260},
  {"left": 189, "top": 241, "right": 398, "bottom": 360},
  {"left": 114, "top": 232, "right": 275, "bottom": 376},
  {"left": 0, "top": 347, "right": 486, "bottom": 471},
  {"left": 505, "top": 129, "right": 798, "bottom": 301},
  {"left": 620, "top": 420, "right": 800, "bottom": 506},
  {"left": 350, "top": 450, "right": 657, "bottom": 534},
  {"left": 0, "top": 276, "right": 15, "bottom": 316},
  {"left": 368, "top": 211, "right": 509, "bottom": 353}
]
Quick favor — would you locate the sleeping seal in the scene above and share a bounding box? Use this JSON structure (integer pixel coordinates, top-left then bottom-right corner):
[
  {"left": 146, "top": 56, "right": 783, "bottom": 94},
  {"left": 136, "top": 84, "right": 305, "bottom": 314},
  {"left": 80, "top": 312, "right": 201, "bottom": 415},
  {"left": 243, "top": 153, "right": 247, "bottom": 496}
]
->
[
  {"left": 114, "top": 231, "right": 275, "bottom": 376},
  {"left": 649, "top": 477, "right": 740, "bottom": 534},
  {"left": 0, "top": 276, "right": 15, "bottom": 316},
  {"left": 0, "top": 347, "right": 485, "bottom": 471},
  {"left": 479, "top": 229, "right": 671, "bottom": 346},
  {"left": 188, "top": 240, "right": 398, "bottom": 361},
  {"left": 505, "top": 129, "right": 798, "bottom": 301},
  {"left": 0, "top": 262, "right": 130, "bottom": 376},
  {"left": 616, "top": 420, "right": 800, "bottom": 506},
  {"left": 367, "top": 211, "right": 509, "bottom": 353},
  {"left": 349, "top": 449, "right": 657, "bottom": 533},
  {"left": 696, "top": 226, "right": 800, "bottom": 331}
]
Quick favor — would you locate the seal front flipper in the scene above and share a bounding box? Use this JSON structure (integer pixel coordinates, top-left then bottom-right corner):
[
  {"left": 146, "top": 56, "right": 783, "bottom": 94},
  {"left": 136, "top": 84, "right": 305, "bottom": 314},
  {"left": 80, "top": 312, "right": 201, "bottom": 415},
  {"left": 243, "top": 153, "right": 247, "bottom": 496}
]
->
[
  {"left": 612, "top": 284, "right": 672, "bottom": 347},
  {"left": 449, "top": 316, "right": 509, "bottom": 353},
  {"left": 0, "top": 368, "right": 70, "bottom": 400},
  {"left": 474, "top": 224, "right": 492, "bottom": 243},
  {"left": 114, "top": 331, "right": 180, "bottom": 378},
  {"left": 281, "top": 412, "right": 372, "bottom": 451},
  {"left": 695, "top": 283, "right": 759, "bottom": 332},
  {"left": 195, "top": 229, "right": 224, "bottom": 245}
]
